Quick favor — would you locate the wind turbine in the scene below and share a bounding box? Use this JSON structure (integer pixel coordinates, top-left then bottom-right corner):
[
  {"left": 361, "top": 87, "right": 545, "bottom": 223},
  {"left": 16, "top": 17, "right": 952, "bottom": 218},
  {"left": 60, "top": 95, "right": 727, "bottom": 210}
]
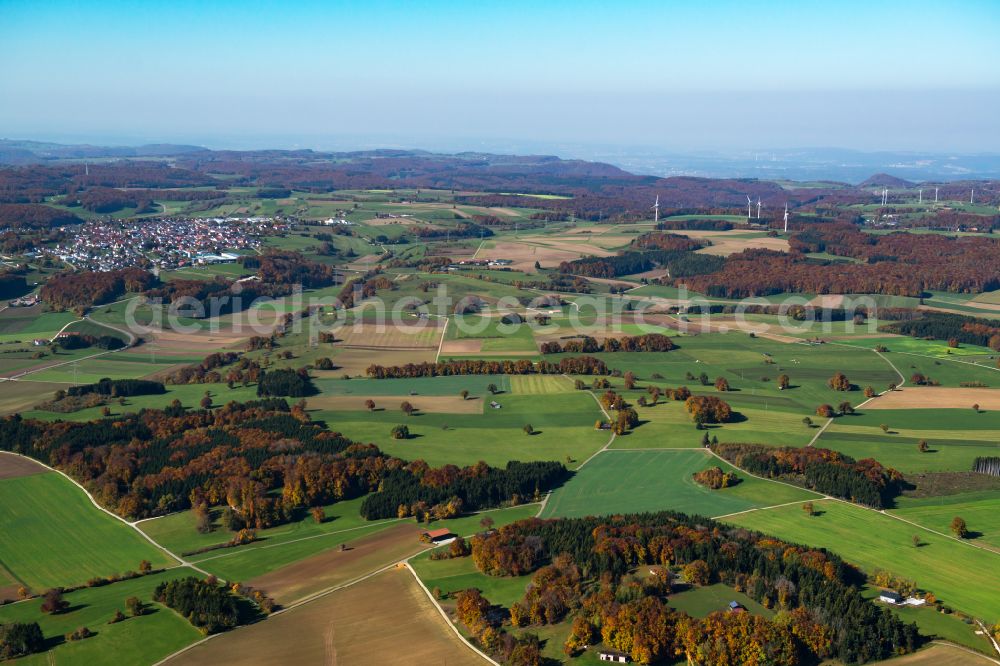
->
[
  {"left": 971, "top": 189, "right": 975, "bottom": 204},
  {"left": 918, "top": 189, "right": 922, "bottom": 204},
  {"left": 935, "top": 187, "right": 939, "bottom": 203},
  {"left": 756, "top": 198, "right": 762, "bottom": 220},
  {"left": 746, "top": 195, "right": 752, "bottom": 222},
  {"left": 783, "top": 203, "right": 789, "bottom": 233},
  {"left": 653, "top": 195, "right": 660, "bottom": 224}
]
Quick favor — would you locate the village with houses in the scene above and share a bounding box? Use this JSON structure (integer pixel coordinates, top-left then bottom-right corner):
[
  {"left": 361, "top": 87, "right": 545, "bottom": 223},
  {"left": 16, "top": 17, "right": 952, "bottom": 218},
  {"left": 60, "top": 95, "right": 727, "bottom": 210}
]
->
[{"left": 43, "top": 216, "right": 283, "bottom": 272}]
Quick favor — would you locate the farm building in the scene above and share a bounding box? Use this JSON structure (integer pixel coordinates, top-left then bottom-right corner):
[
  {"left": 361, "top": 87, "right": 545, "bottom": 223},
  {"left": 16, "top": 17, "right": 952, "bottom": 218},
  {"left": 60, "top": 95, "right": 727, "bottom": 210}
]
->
[
  {"left": 420, "top": 528, "right": 455, "bottom": 544},
  {"left": 879, "top": 590, "right": 903, "bottom": 604},
  {"left": 599, "top": 651, "right": 631, "bottom": 663}
]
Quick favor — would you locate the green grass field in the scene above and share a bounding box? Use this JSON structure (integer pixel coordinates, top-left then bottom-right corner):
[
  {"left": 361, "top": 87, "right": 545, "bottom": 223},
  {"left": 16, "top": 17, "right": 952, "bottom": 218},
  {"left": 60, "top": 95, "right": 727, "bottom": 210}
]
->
[
  {"left": 21, "top": 382, "right": 260, "bottom": 421},
  {"left": 725, "top": 500, "right": 1000, "bottom": 622},
  {"left": 26, "top": 355, "right": 165, "bottom": 384},
  {"left": 890, "top": 492, "right": 1000, "bottom": 551},
  {"left": 0, "top": 471, "right": 176, "bottom": 591},
  {"left": 816, "top": 409, "right": 1000, "bottom": 474},
  {"left": 313, "top": 375, "right": 512, "bottom": 397},
  {"left": 0, "top": 568, "right": 202, "bottom": 666},
  {"left": 667, "top": 582, "right": 773, "bottom": 619},
  {"left": 539, "top": 450, "right": 820, "bottom": 519},
  {"left": 315, "top": 392, "right": 608, "bottom": 469}
]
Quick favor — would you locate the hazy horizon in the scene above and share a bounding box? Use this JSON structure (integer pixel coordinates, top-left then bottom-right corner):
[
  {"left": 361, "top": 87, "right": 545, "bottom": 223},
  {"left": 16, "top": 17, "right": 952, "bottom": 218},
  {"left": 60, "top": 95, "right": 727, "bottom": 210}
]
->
[{"left": 3, "top": 0, "right": 999, "bottom": 154}]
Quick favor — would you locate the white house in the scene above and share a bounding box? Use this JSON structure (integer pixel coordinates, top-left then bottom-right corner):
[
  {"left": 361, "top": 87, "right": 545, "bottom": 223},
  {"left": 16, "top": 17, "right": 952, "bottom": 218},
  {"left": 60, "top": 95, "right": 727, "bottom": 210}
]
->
[{"left": 879, "top": 591, "right": 903, "bottom": 604}]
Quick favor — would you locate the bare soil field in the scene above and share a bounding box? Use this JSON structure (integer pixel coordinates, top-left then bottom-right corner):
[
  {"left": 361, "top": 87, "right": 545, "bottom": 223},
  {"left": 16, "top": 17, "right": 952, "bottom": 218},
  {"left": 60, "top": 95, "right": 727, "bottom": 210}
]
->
[
  {"left": 871, "top": 644, "right": 996, "bottom": 665},
  {"left": 310, "top": 395, "right": 483, "bottom": 414},
  {"left": 246, "top": 523, "right": 427, "bottom": 605},
  {"left": 476, "top": 239, "right": 613, "bottom": 272},
  {"left": 865, "top": 386, "right": 1000, "bottom": 410},
  {"left": 808, "top": 294, "right": 845, "bottom": 308},
  {"left": 0, "top": 452, "right": 49, "bottom": 480},
  {"left": 439, "top": 338, "right": 482, "bottom": 354},
  {"left": 670, "top": 315, "right": 801, "bottom": 343},
  {"left": 334, "top": 322, "right": 442, "bottom": 350},
  {"left": 0, "top": 379, "right": 69, "bottom": 414},
  {"left": 149, "top": 329, "right": 250, "bottom": 353},
  {"left": 665, "top": 229, "right": 790, "bottom": 256},
  {"left": 327, "top": 348, "right": 437, "bottom": 377},
  {"left": 169, "top": 567, "right": 483, "bottom": 666}
]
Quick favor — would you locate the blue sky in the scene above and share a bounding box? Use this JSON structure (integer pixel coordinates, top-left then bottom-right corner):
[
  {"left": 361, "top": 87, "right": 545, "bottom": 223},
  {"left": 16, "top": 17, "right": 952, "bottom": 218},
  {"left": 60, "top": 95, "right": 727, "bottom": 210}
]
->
[{"left": 1, "top": 0, "right": 999, "bottom": 152}]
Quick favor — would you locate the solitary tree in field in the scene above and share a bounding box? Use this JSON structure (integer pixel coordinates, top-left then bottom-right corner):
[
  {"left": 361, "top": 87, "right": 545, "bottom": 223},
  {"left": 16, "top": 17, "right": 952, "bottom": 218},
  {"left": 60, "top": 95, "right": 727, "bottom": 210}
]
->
[
  {"left": 138, "top": 559, "right": 151, "bottom": 574},
  {"left": 479, "top": 515, "right": 494, "bottom": 531},
  {"left": 802, "top": 502, "right": 815, "bottom": 517},
  {"left": 200, "top": 394, "right": 213, "bottom": 410},
  {"left": 951, "top": 516, "right": 969, "bottom": 538},
  {"left": 880, "top": 423, "right": 890, "bottom": 433},
  {"left": 401, "top": 401, "right": 414, "bottom": 416},
  {"left": 391, "top": 424, "right": 410, "bottom": 440},
  {"left": 972, "top": 403, "right": 980, "bottom": 413},
  {"left": 487, "top": 383, "right": 498, "bottom": 395},
  {"left": 311, "top": 506, "right": 325, "bottom": 524},
  {"left": 815, "top": 404, "right": 835, "bottom": 418},
  {"left": 460, "top": 389, "right": 469, "bottom": 401},
  {"left": 365, "top": 399, "right": 375, "bottom": 412},
  {"left": 523, "top": 423, "right": 534, "bottom": 435},
  {"left": 838, "top": 401, "right": 854, "bottom": 415},
  {"left": 888, "top": 382, "right": 897, "bottom": 392},
  {"left": 714, "top": 377, "right": 730, "bottom": 392},
  {"left": 624, "top": 371, "right": 637, "bottom": 390},
  {"left": 918, "top": 440, "right": 929, "bottom": 453},
  {"left": 864, "top": 386, "right": 876, "bottom": 398},
  {"left": 802, "top": 416, "right": 813, "bottom": 428},
  {"left": 777, "top": 374, "right": 790, "bottom": 390},
  {"left": 912, "top": 535, "right": 921, "bottom": 548},
  {"left": 828, "top": 372, "right": 851, "bottom": 391},
  {"left": 698, "top": 372, "right": 710, "bottom": 386},
  {"left": 41, "top": 589, "right": 68, "bottom": 614},
  {"left": 125, "top": 596, "right": 145, "bottom": 617}
]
